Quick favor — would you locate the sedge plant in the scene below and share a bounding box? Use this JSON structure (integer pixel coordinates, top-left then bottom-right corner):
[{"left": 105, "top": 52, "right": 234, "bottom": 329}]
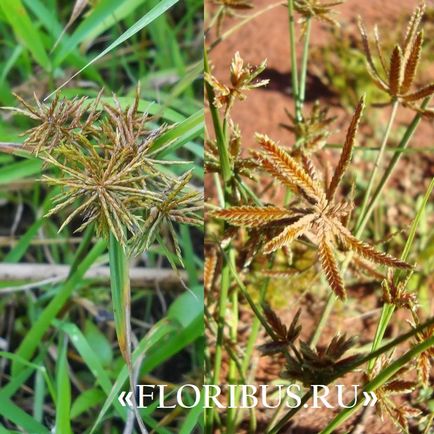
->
[
  {"left": 15, "top": 85, "right": 203, "bottom": 431},
  {"left": 205, "top": 1, "right": 434, "bottom": 433}
]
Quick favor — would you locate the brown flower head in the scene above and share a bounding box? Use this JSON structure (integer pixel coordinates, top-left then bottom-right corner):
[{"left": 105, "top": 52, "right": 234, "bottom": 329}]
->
[
  {"left": 15, "top": 91, "right": 101, "bottom": 155},
  {"left": 284, "top": 333, "right": 358, "bottom": 386},
  {"left": 294, "top": 0, "right": 344, "bottom": 33},
  {"left": 19, "top": 87, "right": 203, "bottom": 255},
  {"left": 213, "top": 96, "right": 412, "bottom": 299},
  {"left": 258, "top": 307, "right": 302, "bottom": 355},
  {"left": 412, "top": 321, "right": 434, "bottom": 387},
  {"left": 205, "top": 52, "right": 269, "bottom": 115},
  {"left": 382, "top": 270, "right": 417, "bottom": 311},
  {"left": 359, "top": 3, "right": 434, "bottom": 116},
  {"left": 367, "top": 356, "right": 420, "bottom": 432}
]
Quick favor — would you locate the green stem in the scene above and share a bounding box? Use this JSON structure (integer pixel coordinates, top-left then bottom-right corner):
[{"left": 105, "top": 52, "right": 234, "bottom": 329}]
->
[
  {"left": 207, "top": 257, "right": 230, "bottom": 433},
  {"left": 224, "top": 251, "right": 278, "bottom": 341},
  {"left": 297, "top": 18, "right": 311, "bottom": 116},
  {"left": 233, "top": 273, "right": 272, "bottom": 430},
  {"left": 109, "top": 234, "right": 147, "bottom": 433},
  {"left": 367, "top": 176, "right": 434, "bottom": 371},
  {"left": 320, "top": 333, "right": 434, "bottom": 434},
  {"left": 226, "top": 253, "right": 239, "bottom": 433},
  {"left": 356, "top": 99, "right": 399, "bottom": 232},
  {"left": 287, "top": 0, "right": 300, "bottom": 121},
  {"left": 204, "top": 48, "right": 232, "bottom": 185},
  {"left": 309, "top": 293, "right": 337, "bottom": 347},
  {"left": 355, "top": 96, "right": 431, "bottom": 234}
]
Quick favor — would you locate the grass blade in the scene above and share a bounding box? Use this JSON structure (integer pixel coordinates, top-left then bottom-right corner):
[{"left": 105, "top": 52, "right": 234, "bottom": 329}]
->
[
  {"left": 55, "top": 335, "right": 72, "bottom": 434},
  {"left": 0, "top": 0, "right": 50, "bottom": 70},
  {"left": 12, "top": 239, "right": 106, "bottom": 376},
  {"left": 108, "top": 233, "right": 131, "bottom": 364},
  {"left": 46, "top": 0, "right": 179, "bottom": 99}
]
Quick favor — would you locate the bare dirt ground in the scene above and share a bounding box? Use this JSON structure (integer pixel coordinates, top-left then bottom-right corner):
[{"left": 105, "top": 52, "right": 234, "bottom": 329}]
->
[
  {"left": 208, "top": 0, "right": 434, "bottom": 147},
  {"left": 206, "top": 1, "right": 434, "bottom": 433}
]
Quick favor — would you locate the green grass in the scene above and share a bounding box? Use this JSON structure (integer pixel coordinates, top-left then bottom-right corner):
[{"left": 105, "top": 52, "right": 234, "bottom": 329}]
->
[{"left": 0, "top": 1, "right": 203, "bottom": 433}]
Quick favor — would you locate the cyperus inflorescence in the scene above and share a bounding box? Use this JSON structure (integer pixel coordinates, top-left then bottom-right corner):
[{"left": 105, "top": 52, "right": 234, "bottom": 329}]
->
[
  {"left": 205, "top": 51, "right": 269, "bottom": 116},
  {"left": 18, "top": 86, "right": 203, "bottom": 256},
  {"left": 358, "top": 3, "right": 434, "bottom": 116},
  {"left": 213, "top": 97, "right": 412, "bottom": 299}
]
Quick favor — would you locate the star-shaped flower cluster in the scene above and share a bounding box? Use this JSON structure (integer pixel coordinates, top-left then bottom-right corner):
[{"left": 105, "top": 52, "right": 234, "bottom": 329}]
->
[{"left": 213, "top": 97, "right": 412, "bottom": 299}]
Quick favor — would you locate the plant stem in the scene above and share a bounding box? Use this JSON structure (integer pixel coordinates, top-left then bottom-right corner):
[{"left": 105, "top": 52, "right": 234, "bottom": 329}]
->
[
  {"left": 226, "top": 252, "right": 239, "bottom": 433},
  {"left": 204, "top": 48, "right": 232, "bottom": 185},
  {"left": 207, "top": 256, "right": 230, "bottom": 432},
  {"left": 356, "top": 96, "right": 431, "bottom": 234},
  {"left": 224, "top": 252, "right": 278, "bottom": 340},
  {"left": 367, "top": 176, "right": 434, "bottom": 371},
  {"left": 356, "top": 99, "right": 399, "bottom": 231},
  {"left": 287, "top": 0, "right": 300, "bottom": 121},
  {"left": 109, "top": 233, "right": 148, "bottom": 433},
  {"left": 297, "top": 18, "right": 311, "bottom": 116},
  {"left": 320, "top": 333, "right": 434, "bottom": 434},
  {"left": 309, "top": 293, "right": 337, "bottom": 347},
  {"left": 233, "top": 273, "right": 272, "bottom": 430}
]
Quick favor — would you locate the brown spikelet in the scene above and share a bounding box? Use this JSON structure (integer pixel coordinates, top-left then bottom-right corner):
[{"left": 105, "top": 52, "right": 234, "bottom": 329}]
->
[
  {"left": 327, "top": 96, "right": 365, "bottom": 200},
  {"left": 417, "top": 352, "right": 430, "bottom": 386},
  {"left": 256, "top": 133, "right": 323, "bottom": 202},
  {"left": 401, "top": 31, "right": 423, "bottom": 95},
  {"left": 403, "top": 83, "right": 434, "bottom": 102},
  {"left": 373, "top": 26, "right": 388, "bottom": 75},
  {"left": 403, "top": 3, "right": 425, "bottom": 56},
  {"left": 263, "top": 214, "right": 315, "bottom": 254},
  {"left": 336, "top": 222, "right": 412, "bottom": 269},
  {"left": 263, "top": 304, "right": 289, "bottom": 341},
  {"left": 389, "top": 45, "right": 403, "bottom": 96},
  {"left": 318, "top": 233, "right": 345, "bottom": 300},
  {"left": 300, "top": 153, "right": 319, "bottom": 183},
  {"left": 213, "top": 205, "right": 293, "bottom": 227},
  {"left": 358, "top": 18, "right": 385, "bottom": 87},
  {"left": 204, "top": 248, "right": 218, "bottom": 292},
  {"left": 384, "top": 380, "right": 416, "bottom": 394},
  {"left": 258, "top": 269, "right": 298, "bottom": 278},
  {"left": 252, "top": 150, "right": 300, "bottom": 194}
]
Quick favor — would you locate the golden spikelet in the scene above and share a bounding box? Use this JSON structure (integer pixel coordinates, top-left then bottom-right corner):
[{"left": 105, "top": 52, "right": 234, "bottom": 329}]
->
[
  {"left": 417, "top": 352, "right": 430, "bottom": 386},
  {"left": 401, "top": 30, "right": 423, "bottom": 94},
  {"left": 335, "top": 221, "right": 412, "bottom": 269},
  {"left": 256, "top": 133, "right": 323, "bottom": 202},
  {"left": 403, "top": 83, "right": 434, "bottom": 102},
  {"left": 252, "top": 150, "right": 300, "bottom": 194},
  {"left": 318, "top": 233, "right": 345, "bottom": 299},
  {"left": 327, "top": 95, "right": 365, "bottom": 200},
  {"left": 263, "top": 214, "right": 315, "bottom": 254},
  {"left": 388, "top": 45, "right": 403, "bottom": 96},
  {"left": 204, "top": 248, "right": 218, "bottom": 292},
  {"left": 212, "top": 205, "right": 293, "bottom": 227}
]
